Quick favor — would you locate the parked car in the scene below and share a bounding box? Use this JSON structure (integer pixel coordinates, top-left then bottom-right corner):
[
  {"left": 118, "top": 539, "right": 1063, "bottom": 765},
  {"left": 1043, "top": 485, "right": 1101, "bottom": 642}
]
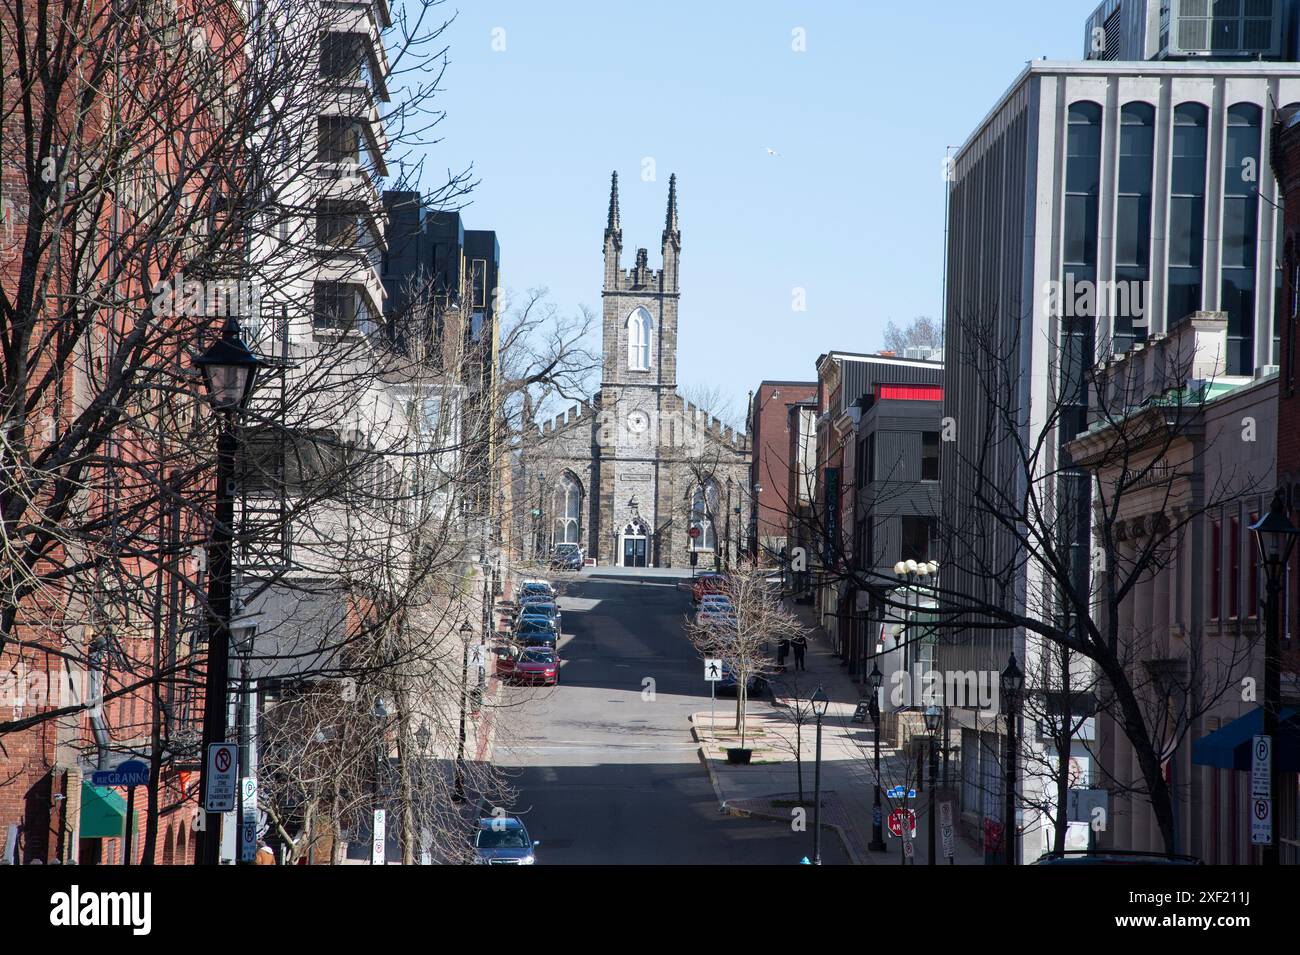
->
[
  {"left": 498, "top": 646, "right": 560, "bottom": 686},
  {"left": 717, "top": 659, "right": 761, "bottom": 696},
  {"left": 516, "top": 579, "right": 556, "bottom": 603},
  {"left": 697, "top": 594, "right": 733, "bottom": 616},
  {"left": 550, "top": 543, "right": 584, "bottom": 571},
  {"left": 519, "top": 598, "right": 561, "bottom": 631},
  {"left": 473, "top": 817, "right": 539, "bottom": 864},
  {"left": 692, "top": 573, "right": 730, "bottom": 604},
  {"left": 514, "top": 615, "right": 559, "bottom": 647}
]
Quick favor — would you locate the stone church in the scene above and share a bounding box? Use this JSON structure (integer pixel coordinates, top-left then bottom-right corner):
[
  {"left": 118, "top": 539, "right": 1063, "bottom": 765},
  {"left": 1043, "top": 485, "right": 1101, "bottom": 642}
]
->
[{"left": 527, "top": 173, "right": 750, "bottom": 568}]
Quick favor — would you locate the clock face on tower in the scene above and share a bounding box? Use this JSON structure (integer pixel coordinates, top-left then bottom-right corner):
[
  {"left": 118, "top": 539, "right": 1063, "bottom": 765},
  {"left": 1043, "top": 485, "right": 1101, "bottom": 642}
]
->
[{"left": 627, "top": 410, "right": 650, "bottom": 435}]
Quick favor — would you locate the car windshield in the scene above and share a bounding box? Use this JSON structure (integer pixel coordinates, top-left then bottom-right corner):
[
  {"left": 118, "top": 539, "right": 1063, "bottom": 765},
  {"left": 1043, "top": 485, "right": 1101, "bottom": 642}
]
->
[
  {"left": 521, "top": 649, "right": 555, "bottom": 663},
  {"left": 476, "top": 827, "right": 529, "bottom": 849},
  {"left": 518, "top": 616, "right": 555, "bottom": 629}
]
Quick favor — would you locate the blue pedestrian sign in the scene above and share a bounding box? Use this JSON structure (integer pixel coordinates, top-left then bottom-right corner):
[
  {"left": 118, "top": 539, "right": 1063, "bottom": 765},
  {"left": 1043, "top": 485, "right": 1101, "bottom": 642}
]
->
[
  {"left": 887, "top": 786, "right": 917, "bottom": 800},
  {"left": 91, "top": 760, "right": 149, "bottom": 788}
]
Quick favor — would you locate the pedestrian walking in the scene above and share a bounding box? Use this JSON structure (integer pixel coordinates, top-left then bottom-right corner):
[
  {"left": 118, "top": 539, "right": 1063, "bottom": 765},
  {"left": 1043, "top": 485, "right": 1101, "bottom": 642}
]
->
[
  {"left": 792, "top": 634, "right": 807, "bottom": 671},
  {"left": 777, "top": 638, "right": 789, "bottom": 668}
]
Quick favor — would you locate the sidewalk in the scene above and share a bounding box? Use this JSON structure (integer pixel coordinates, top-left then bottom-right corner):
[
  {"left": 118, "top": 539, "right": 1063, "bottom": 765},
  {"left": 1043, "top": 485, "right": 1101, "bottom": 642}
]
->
[{"left": 691, "top": 601, "right": 985, "bottom": 865}]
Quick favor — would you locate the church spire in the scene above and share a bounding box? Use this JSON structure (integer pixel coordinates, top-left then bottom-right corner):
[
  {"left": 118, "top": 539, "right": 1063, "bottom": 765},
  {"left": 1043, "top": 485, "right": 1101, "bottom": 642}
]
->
[
  {"left": 606, "top": 170, "right": 621, "bottom": 235},
  {"left": 663, "top": 173, "right": 679, "bottom": 241}
]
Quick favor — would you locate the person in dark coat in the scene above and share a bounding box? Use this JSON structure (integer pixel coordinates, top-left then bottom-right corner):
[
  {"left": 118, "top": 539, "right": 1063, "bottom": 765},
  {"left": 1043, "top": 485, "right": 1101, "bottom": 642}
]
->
[
  {"left": 777, "top": 638, "right": 790, "bottom": 669},
  {"left": 792, "top": 634, "right": 807, "bottom": 671}
]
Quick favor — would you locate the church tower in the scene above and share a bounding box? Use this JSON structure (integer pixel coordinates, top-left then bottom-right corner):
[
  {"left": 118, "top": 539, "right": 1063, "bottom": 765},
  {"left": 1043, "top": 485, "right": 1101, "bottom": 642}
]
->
[{"left": 597, "top": 172, "right": 681, "bottom": 566}]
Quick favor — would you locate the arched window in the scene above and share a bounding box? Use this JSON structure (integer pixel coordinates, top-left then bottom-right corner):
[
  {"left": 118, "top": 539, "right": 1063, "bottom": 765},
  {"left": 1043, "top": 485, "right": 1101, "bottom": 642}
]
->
[
  {"left": 1169, "top": 102, "right": 1209, "bottom": 327},
  {"left": 690, "top": 481, "right": 720, "bottom": 551},
  {"left": 627, "top": 307, "right": 651, "bottom": 371},
  {"left": 1115, "top": 102, "right": 1155, "bottom": 352},
  {"left": 553, "top": 472, "right": 582, "bottom": 546}
]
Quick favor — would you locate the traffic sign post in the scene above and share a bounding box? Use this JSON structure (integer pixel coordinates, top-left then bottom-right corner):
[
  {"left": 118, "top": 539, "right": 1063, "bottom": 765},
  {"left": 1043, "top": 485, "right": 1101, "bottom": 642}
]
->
[
  {"left": 705, "top": 659, "right": 722, "bottom": 735},
  {"left": 372, "top": 809, "right": 386, "bottom": 865},
  {"left": 91, "top": 760, "right": 150, "bottom": 866},
  {"left": 939, "top": 799, "right": 955, "bottom": 862},
  {"left": 239, "top": 777, "right": 258, "bottom": 863},
  {"left": 1251, "top": 735, "right": 1272, "bottom": 846},
  {"left": 1252, "top": 796, "right": 1272, "bottom": 846},
  {"left": 205, "top": 743, "right": 238, "bottom": 813}
]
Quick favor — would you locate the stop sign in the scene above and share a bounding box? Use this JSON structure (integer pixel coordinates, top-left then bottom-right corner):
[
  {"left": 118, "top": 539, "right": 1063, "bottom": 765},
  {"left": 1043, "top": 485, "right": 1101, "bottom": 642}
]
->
[
  {"left": 689, "top": 526, "right": 702, "bottom": 539},
  {"left": 888, "top": 809, "right": 916, "bottom": 838}
]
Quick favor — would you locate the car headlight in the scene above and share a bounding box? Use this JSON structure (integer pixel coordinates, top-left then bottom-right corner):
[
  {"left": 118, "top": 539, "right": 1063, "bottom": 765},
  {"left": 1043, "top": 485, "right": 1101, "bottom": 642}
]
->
[{"left": 521, "top": 854, "right": 535, "bottom": 865}]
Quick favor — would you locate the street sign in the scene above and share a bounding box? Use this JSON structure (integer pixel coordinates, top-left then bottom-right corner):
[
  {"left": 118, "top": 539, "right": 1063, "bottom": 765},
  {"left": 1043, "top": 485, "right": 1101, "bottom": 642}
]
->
[
  {"left": 91, "top": 759, "right": 149, "bottom": 788},
  {"left": 372, "top": 809, "right": 386, "bottom": 865},
  {"left": 704, "top": 659, "right": 723, "bottom": 682},
  {"left": 902, "top": 837, "right": 915, "bottom": 860},
  {"left": 239, "top": 778, "right": 258, "bottom": 863},
  {"left": 851, "top": 700, "right": 870, "bottom": 724},
  {"left": 887, "top": 808, "right": 916, "bottom": 838},
  {"left": 1252, "top": 735, "right": 1271, "bottom": 799},
  {"left": 470, "top": 643, "right": 487, "bottom": 669},
  {"left": 204, "top": 743, "right": 237, "bottom": 813},
  {"left": 939, "top": 800, "right": 955, "bottom": 859},
  {"left": 1251, "top": 797, "right": 1272, "bottom": 845},
  {"left": 887, "top": 786, "right": 917, "bottom": 800},
  {"left": 689, "top": 526, "right": 702, "bottom": 540}
]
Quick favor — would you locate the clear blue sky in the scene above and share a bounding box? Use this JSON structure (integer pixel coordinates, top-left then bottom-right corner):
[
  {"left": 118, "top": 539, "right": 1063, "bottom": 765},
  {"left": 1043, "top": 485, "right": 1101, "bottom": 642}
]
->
[{"left": 414, "top": 1, "right": 1090, "bottom": 414}]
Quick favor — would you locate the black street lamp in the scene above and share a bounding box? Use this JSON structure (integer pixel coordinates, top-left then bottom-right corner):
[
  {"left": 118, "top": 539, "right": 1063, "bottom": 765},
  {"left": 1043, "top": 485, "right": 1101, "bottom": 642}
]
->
[
  {"left": 1000, "top": 652, "right": 1024, "bottom": 866},
  {"left": 1250, "top": 492, "right": 1299, "bottom": 866},
  {"left": 924, "top": 704, "right": 941, "bottom": 865},
  {"left": 453, "top": 619, "right": 473, "bottom": 802},
  {"left": 868, "top": 662, "right": 887, "bottom": 852},
  {"left": 810, "top": 685, "right": 830, "bottom": 865},
  {"left": 193, "top": 318, "right": 261, "bottom": 866}
]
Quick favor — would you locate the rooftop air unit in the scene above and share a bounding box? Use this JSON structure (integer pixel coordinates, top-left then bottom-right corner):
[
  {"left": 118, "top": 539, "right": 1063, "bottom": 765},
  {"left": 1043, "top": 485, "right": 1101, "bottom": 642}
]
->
[{"left": 1164, "top": 0, "right": 1284, "bottom": 59}]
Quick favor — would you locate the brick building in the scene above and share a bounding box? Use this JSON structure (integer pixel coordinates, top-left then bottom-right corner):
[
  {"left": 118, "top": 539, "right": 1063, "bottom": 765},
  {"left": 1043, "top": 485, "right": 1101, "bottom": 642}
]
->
[{"left": 749, "top": 381, "right": 816, "bottom": 565}]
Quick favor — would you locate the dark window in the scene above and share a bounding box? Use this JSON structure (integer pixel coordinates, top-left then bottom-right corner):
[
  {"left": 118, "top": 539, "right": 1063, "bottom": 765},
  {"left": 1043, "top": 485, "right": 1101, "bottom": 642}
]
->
[
  {"left": 317, "top": 117, "right": 360, "bottom": 164},
  {"left": 1222, "top": 104, "right": 1261, "bottom": 376},
  {"left": 313, "top": 281, "right": 374, "bottom": 335},
  {"left": 1248, "top": 511, "right": 1260, "bottom": 619},
  {"left": 1211, "top": 519, "right": 1222, "bottom": 621},
  {"left": 471, "top": 259, "right": 488, "bottom": 308},
  {"left": 1229, "top": 516, "right": 1241, "bottom": 620},
  {"left": 1168, "top": 103, "right": 1208, "bottom": 326},
  {"left": 320, "top": 32, "right": 367, "bottom": 83},
  {"left": 921, "top": 431, "right": 940, "bottom": 481},
  {"left": 1115, "top": 102, "right": 1155, "bottom": 352},
  {"left": 315, "top": 198, "right": 363, "bottom": 246},
  {"left": 900, "top": 516, "right": 933, "bottom": 564}
]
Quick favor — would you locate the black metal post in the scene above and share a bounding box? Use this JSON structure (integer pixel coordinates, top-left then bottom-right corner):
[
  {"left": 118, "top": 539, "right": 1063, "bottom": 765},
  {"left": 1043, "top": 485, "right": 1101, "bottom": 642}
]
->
[
  {"left": 1005, "top": 707, "right": 1018, "bottom": 866},
  {"left": 197, "top": 421, "right": 236, "bottom": 866},
  {"left": 236, "top": 650, "right": 252, "bottom": 865},
  {"left": 813, "top": 712, "right": 824, "bottom": 865},
  {"left": 927, "top": 735, "right": 937, "bottom": 865},
  {"left": 870, "top": 699, "right": 886, "bottom": 852},
  {"left": 1263, "top": 566, "right": 1282, "bottom": 866},
  {"left": 454, "top": 636, "right": 468, "bottom": 802}
]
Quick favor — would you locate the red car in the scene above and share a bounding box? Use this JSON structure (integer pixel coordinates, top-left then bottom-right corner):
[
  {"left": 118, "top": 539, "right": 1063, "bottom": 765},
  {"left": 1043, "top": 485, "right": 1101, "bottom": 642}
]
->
[
  {"left": 692, "top": 573, "right": 730, "bottom": 604},
  {"left": 499, "top": 646, "right": 560, "bottom": 686}
]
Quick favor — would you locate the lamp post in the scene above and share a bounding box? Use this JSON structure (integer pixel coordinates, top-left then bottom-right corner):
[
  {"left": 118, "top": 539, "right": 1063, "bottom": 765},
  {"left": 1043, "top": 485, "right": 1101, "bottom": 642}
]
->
[
  {"left": 810, "top": 685, "right": 830, "bottom": 864},
  {"left": 868, "top": 662, "right": 887, "bottom": 851},
  {"left": 724, "top": 477, "right": 733, "bottom": 571},
  {"left": 193, "top": 318, "right": 261, "bottom": 866},
  {"left": 1000, "top": 652, "right": 1024, "bottom": 866},
  {"left": 453, "top": 619, "right": 473, "bottom": 802},
  {"left": 372, "top": 697, "right": 387, "bottom": 865},
  {"left": 1250, "top": 492, "right": 1299, "bottom": 866},
  {"left": 534, "top": 471, "right": 546, "bottom": 563},
  {"left": 924, "top": 704, "right": 941, "bottom": 865}
]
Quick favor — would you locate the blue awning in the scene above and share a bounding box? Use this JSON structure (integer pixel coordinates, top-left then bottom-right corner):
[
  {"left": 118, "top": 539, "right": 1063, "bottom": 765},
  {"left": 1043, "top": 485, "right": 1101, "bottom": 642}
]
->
[{"left": 1191, "top": 708, "right": 1300, "bottom": 772}]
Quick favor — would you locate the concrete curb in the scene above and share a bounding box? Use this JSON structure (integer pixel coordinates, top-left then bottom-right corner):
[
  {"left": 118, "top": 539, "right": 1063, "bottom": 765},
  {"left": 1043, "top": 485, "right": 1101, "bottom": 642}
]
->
[{"left": 689, "top": 717, "right": 861, "bottom": 865}]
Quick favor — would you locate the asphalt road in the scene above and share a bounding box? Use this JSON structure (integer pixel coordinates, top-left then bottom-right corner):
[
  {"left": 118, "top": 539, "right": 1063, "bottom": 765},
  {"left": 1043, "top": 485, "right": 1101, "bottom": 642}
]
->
[{"left": 495, "top": 569, "right": 848, "bottom": 865}]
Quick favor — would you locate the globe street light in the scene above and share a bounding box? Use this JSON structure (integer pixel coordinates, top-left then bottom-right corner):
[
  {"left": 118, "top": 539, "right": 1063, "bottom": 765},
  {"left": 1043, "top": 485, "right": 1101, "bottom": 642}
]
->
[
  {"left": 1000, "top": 652, "right": 1024, "bottom": 866},
  {"left": 193, "top": 318, "right": 262, "bottom": 866},
  {"left": 810, "top": 685, "right": 831, "bottom": 865},
  {"left": 1250, "top": 492, "right": 1299, "bottom": 865}
]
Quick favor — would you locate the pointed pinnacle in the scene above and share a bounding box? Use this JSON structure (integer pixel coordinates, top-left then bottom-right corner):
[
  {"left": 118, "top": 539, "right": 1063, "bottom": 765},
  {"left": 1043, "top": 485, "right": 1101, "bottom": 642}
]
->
[
  {"left": 607, "top": 171, "right": 621, "bottom": 233},
  {"left": 664, "top": 173, "right": 679, "bottom": 236}
]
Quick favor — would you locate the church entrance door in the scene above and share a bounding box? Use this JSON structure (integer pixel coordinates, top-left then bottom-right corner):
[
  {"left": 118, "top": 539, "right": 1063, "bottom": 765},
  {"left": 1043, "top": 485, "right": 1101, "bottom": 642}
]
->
[{"left": 623, "top": 536, "right": 648, "bottom": 568}]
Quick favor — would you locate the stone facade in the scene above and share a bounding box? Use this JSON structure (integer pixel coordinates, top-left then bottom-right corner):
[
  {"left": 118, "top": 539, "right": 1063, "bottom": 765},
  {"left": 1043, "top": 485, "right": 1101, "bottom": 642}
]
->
[{"left": 526, "top": 174, "right": 749, "bottom": 567}]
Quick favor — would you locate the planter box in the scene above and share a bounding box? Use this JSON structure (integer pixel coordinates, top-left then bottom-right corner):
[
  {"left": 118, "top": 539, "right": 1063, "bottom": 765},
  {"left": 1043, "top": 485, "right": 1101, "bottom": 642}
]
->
[{"left": 726, "top": 748, "right": 753, "bottom": 765}]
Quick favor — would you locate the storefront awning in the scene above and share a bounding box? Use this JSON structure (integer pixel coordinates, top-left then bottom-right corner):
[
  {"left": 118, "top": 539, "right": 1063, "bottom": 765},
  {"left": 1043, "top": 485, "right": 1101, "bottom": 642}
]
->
[
  {"left": 1191, "top": 708, "right": 1300, "bottom": 772},
  {"left": 79, "top": 781, "right": 136, "bottom": 839}
]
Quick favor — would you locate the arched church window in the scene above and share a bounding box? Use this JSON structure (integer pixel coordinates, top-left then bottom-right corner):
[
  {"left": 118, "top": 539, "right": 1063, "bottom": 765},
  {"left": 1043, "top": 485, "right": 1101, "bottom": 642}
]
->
[
  {"left": 690, "top": 480, "right": 719, "bottom": 551},
  {"left": 553, "top": 472, "right": 582, "bottom": 546},
  {"left": 627, "top": 308, "right": 651, "bottom": 371}
]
